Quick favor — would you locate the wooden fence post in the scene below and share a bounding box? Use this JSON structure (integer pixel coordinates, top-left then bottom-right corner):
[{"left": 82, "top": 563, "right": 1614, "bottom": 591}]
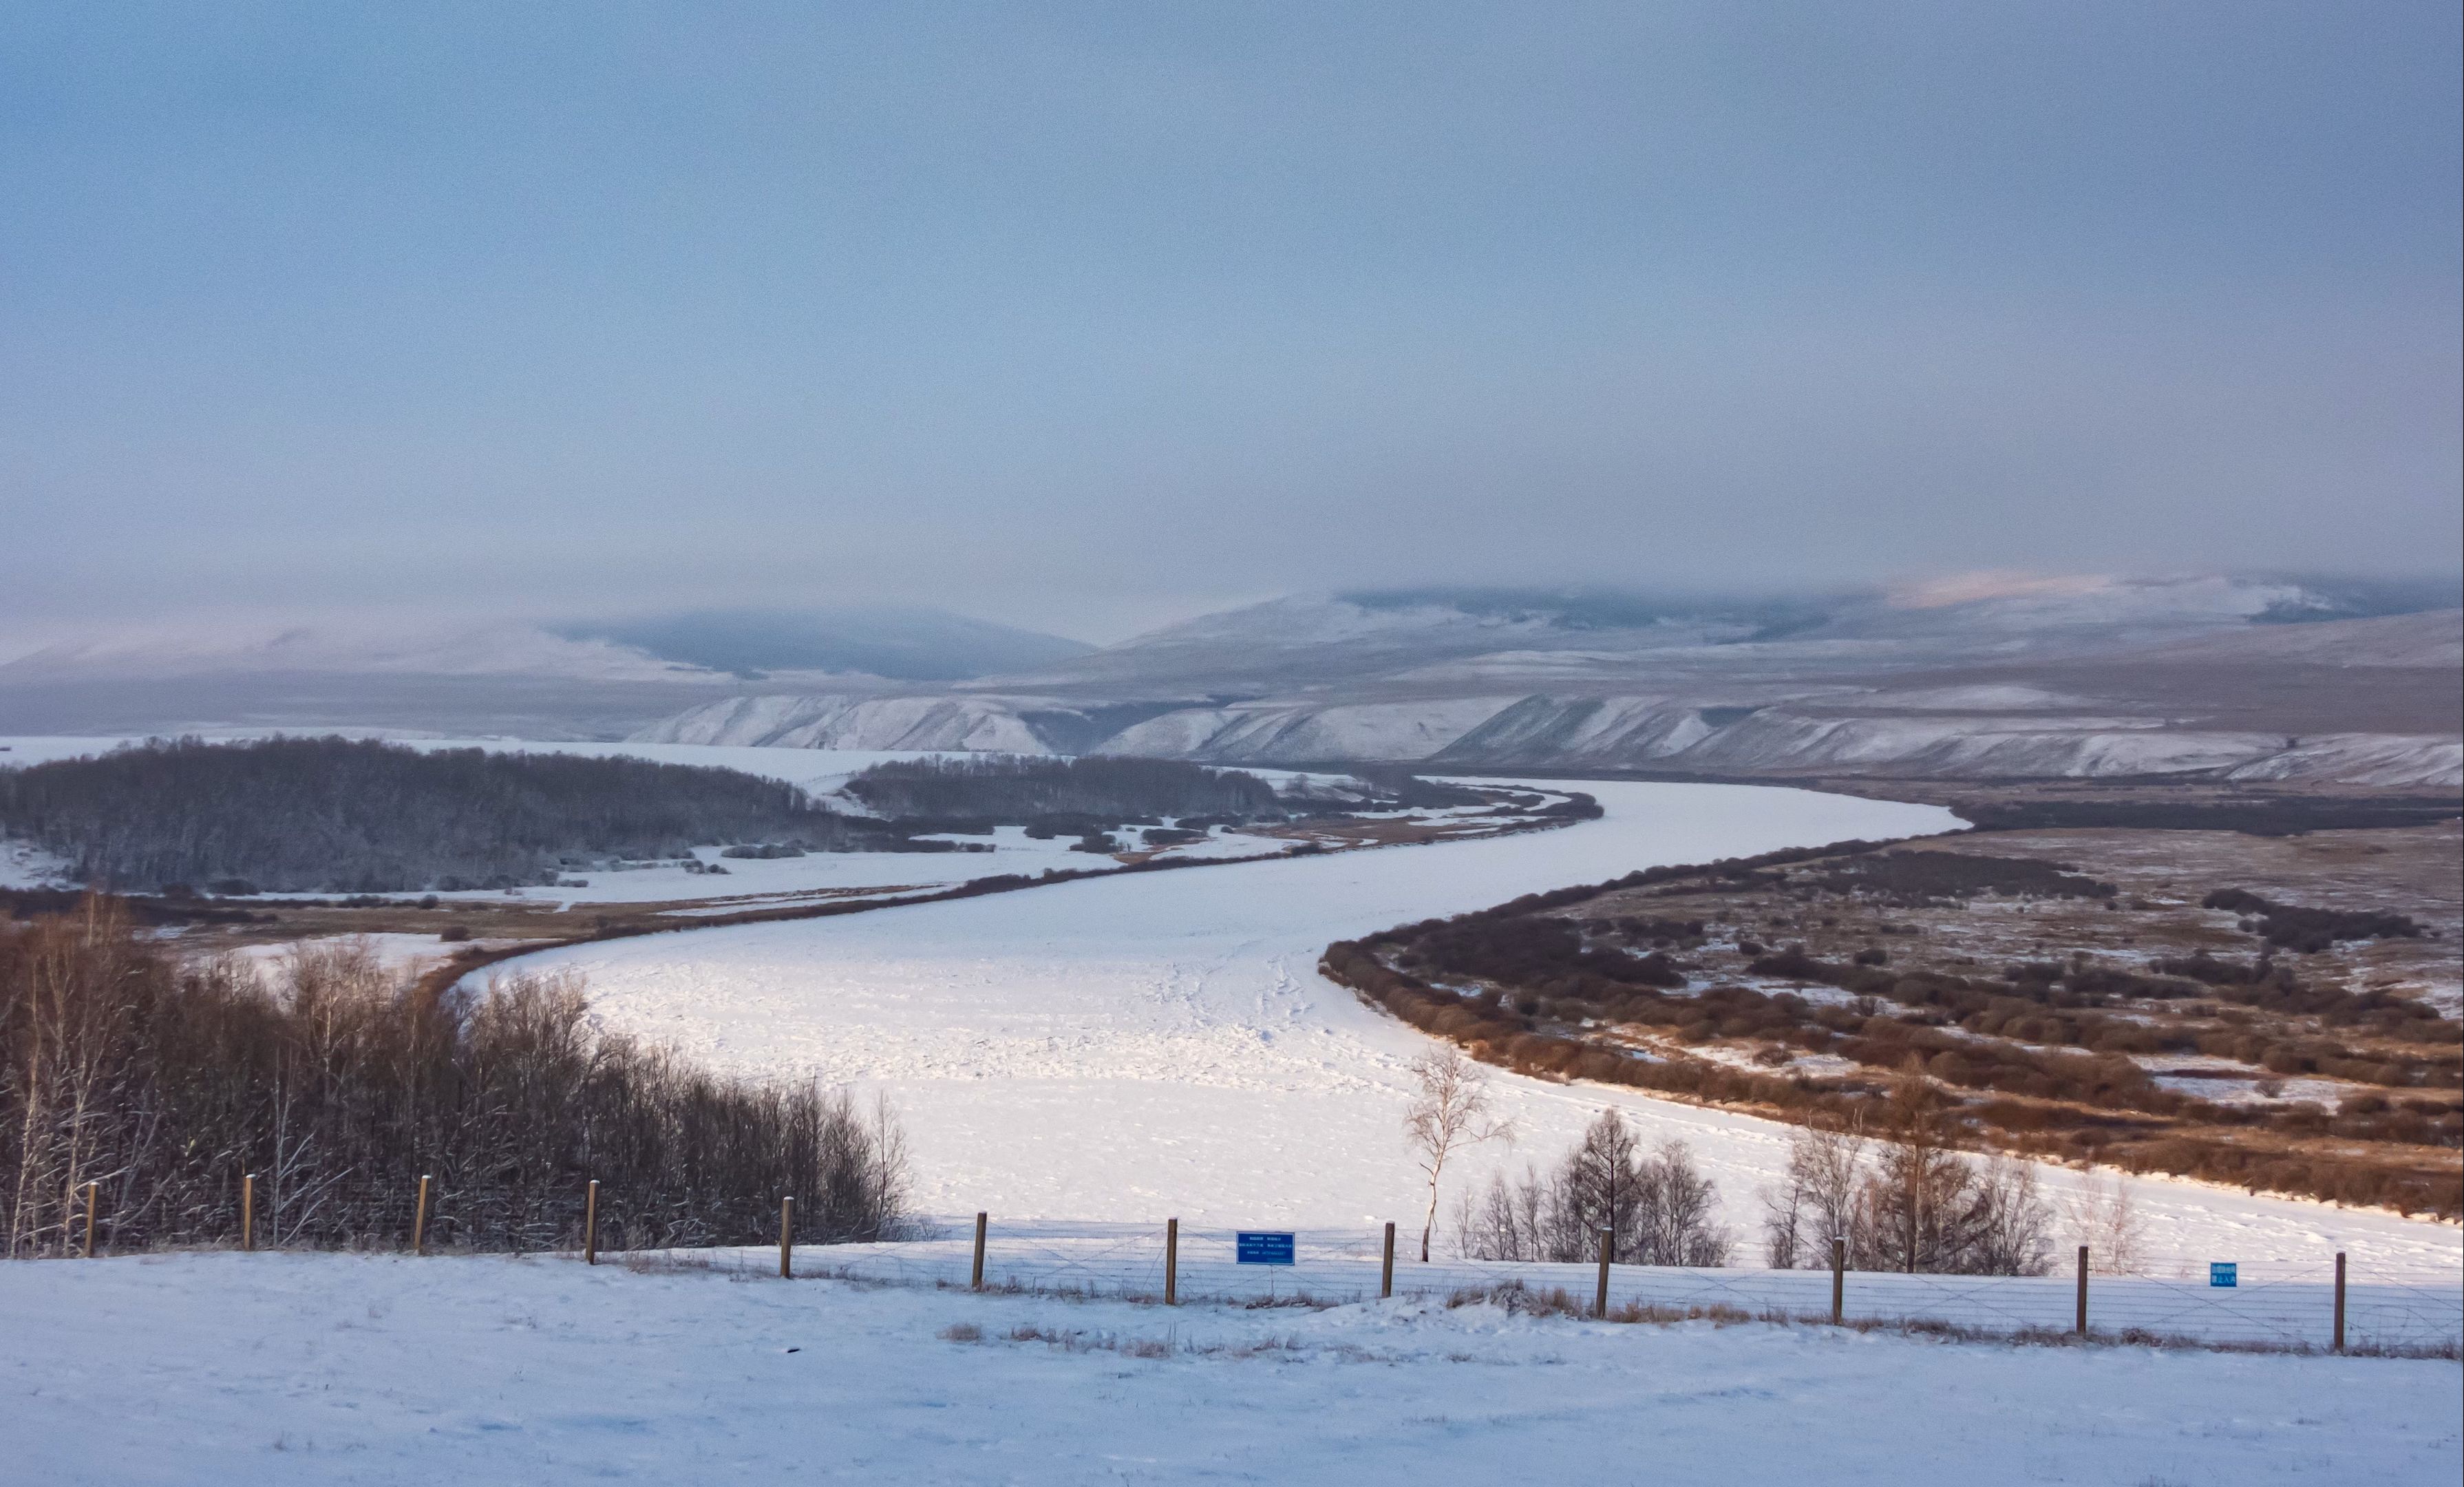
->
[
  {"left": 1381, "top": 1222, "right": 1396, "bottom": 1300},
  {"left": 1594, "top": 1227, "right": 1612, "bottom": 1319},
  {"left": 242, "top": 1173, "right": 255, "bottom": 1253},
  {"left": 1830, "top": 1236, "right": 1845, "bottom": 1325},
  {"left": 413, "top": 1174, "right": 432, "bottom": 1256},
  {"left": 971, "top": 1212, "right": 987, "bottom": 1290},
  {"left": 2074, "top": 1245, "right": 2088, "bottom": 1336},
  {"left": 2333, "top": 1252, "right": 2346, "bottom": 1353},
  {"left": 584, "top": 1180, "right": 599, "bottom": 1266},
  {"left": 1164, "top": 1218, "right": 1178, "bottom": 1306},
  {"left": 779, "top": 1196, "right": 794, "bottom": 1279},
  {"left": 83, "top": 1181, "right": 99, "bottom": 1258}
]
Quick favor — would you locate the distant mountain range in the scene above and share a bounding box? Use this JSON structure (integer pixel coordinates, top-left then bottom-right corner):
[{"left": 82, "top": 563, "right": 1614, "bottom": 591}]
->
[
  {"left": 0, "top": 607, "right": 1090, "bottom": 739},
  {"left": 551, "top": 607, "right": 1093, "bottom": 682},
  {"left": 637, "top": 577, "right": 2464, "bottom": 788},
  {"left": 5, "top": 577, "right": 2458, "bottom": 787}
]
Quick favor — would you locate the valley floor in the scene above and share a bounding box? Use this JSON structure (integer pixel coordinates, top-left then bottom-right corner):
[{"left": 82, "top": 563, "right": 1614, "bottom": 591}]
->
[
  {"left": 503, "top": 780, "right": 2464, "bottom": 1274},
  {"left": 7, "top": 1252, "right": 2458, "bottom": 1486}
]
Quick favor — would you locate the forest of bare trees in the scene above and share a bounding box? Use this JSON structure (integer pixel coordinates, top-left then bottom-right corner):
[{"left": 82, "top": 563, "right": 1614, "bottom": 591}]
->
[
  {"left": 1455, "top": 1109, "right": 1734, "bottom": 1267},
  {"left": 1, "top": 900, "right": 914, "bottom": 1256},
  {"left": 0, "top": 736, "right": 941, "bottom": 894},
  {"left": 1759, "top": 1075, "right": 2054, "bottom": 1276}
]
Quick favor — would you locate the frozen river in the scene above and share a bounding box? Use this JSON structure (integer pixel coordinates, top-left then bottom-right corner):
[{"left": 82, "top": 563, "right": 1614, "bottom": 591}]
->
[{"left": 504, "top": 779, "right": 2463, "bottom": 1275}]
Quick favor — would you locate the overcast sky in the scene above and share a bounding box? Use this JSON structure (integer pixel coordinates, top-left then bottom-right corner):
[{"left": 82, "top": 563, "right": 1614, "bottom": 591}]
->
[{"left": 3, "top": 2, "right": 2457, "bottom": 642}]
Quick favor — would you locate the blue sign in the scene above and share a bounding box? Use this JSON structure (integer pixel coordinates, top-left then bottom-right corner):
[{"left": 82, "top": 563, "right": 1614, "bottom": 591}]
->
[
  {"left": 1236, "top": 1231, "right": 1296, "bottom": 1266},
  {"left": 2209, "top": 1262, "right": 2238, "bottom": 1288}
]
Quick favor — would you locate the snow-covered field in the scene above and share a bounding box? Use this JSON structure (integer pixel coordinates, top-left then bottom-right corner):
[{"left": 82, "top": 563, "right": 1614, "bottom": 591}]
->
[
  {"left": 7, "top": 1252, "right": 2458, "bottom": 1486},
  {"left": 806, "top": 1222, "right": 2458, "bottom": 1352},
  {"left": 498, "top": 779, "right": 2464, "bottom": 1277}
]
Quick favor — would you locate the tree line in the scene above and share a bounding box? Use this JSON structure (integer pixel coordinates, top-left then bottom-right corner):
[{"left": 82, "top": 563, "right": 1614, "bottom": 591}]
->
[
  {"left": 0, "top": 736, "right": 934, "bottom": 894},
  {"left": 1457, "top": 1110, "right": 1737, "bottom": 1267},
  {"left": 842, "top": 754, "right": 1284, "bottom": 825},
  {"left": 1, "top": 899, "right": 915, "bottom": 1256}
]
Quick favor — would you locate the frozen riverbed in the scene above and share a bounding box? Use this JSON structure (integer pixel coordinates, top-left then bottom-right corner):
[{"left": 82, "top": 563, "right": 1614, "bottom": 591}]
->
[{"left": 504, "top": 779, "right": 2464, "bottom": 1274}]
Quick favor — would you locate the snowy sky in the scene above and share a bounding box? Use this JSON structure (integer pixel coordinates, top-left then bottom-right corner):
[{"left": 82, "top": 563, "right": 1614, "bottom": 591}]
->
[{"left": 3, "top": 2, "right": 2458, "bottom": 643}]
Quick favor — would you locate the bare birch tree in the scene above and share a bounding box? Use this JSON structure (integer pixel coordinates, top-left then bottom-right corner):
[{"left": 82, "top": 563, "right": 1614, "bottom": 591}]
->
[
  {"left": 1761, "top": 1117, "right": 1868, "bottom": 1267},
  {"left": 1403, "top": 1046, "right": 1510, "bottom": 1262},
  {"left": 2061, "top": 1171, "right": 2148, "bottom": 1275}
]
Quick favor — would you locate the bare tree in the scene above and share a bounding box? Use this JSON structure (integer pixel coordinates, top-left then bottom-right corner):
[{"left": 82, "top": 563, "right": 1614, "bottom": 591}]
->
[
  {"left": 1403, "top": 1046, "right": 1510, "bottom": 1262},
  {"left": 1760, "top": 1117, "right": 1868, "bottom": 1268},
  {"left": 2061, "top": 1171, "right": 2147, "bottom": 1275},
  {"left": 1858, "top": 1066, "right": 1973, "bottom": 1274},
  {"left": 1454, "top": 1112, "right": 1732, "bottom": 1267},
  {"left": 0, "top": 899, "right": 919, "bottom": 1254},
  {"left": 1964, "top": 1157, "right": 2054, "bottom": 1277}
]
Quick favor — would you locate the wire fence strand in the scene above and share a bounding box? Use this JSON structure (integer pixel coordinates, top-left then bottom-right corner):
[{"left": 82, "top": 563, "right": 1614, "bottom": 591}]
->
[{"left": 740, "top": 1218, "right": 2463, "bottom": 1353}]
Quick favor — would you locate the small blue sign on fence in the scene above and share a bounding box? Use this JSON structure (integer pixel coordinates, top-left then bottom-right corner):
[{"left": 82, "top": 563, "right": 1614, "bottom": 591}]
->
[
  {"left": 1236, "top": 1231, "right": 1296, "bottom": 1265},
  {"left": 2209, "top": 1262, "right": 2238, "bottom": 1288}
]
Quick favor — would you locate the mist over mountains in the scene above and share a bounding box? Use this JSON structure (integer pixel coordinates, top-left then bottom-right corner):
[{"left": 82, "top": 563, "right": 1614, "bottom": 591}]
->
[
  {"left": 7, "top": 572, "right": 2447, "bottom": 788},
  {"left": 0, "top": 607, "right": 1093, "bottom": 739},
  {"left": 552, "top": 608, "right": 1094, "bottom": 682},
  {"left": 624, "top": 576, "right": 2461, "bottom": 787}
]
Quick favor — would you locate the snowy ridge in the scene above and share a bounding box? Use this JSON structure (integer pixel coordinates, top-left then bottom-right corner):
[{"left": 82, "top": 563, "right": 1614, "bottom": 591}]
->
[
  {"left": 636, "top": 693, "right": 1054, "bottom": 752},
  {"left": 628, "top": 584, "right": 2460, "bottom": 783},
  {"left": 1097, "top": 697, "right": 1519, "bottom": 762},
  {"left": 636, "top": 689, "right": 2464, "bottom": 785},
  {"left": 2223, "top": 735, "right": 2464, "bottom": 789}
]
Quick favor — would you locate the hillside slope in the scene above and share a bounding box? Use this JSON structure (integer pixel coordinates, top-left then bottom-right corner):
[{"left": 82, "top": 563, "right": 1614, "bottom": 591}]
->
[
  {"left": 635, "top": 582, "right": 2463, "bottom": 786},
  {"left": 14, "top": 1254, "right": 2457, "bottom": 1487}
]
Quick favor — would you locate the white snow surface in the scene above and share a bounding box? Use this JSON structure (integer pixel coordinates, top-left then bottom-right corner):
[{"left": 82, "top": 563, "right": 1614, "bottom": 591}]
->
[
  {"left": 1098, "top": 696, "right": 1518, "bottom": 763},
  {"left": 2224, "top": 733, "right": 2464, "bottom": 788},
  {"left": 12, "top": 1252, "right": 2458, "bottom": 1486},
  {"left": 634, "top": 694, "right": 1054, "bottom": 752},
  {"left": 498, "top": 781, "right": 2464, "bottom": 1275}
]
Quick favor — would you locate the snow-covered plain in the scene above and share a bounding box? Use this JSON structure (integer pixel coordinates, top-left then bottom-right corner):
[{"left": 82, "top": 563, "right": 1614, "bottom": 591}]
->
[
  {"left": 500, "top": 780, "right": 2464, "bottom": 1277},
  {"left": 8, "top": 1252, "right": 2457, "bottom": 1486}
]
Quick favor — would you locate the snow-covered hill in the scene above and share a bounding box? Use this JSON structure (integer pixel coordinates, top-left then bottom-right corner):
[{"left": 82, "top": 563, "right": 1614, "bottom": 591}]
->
[
  {"left": 628, "top": 579, "right": 2463, "bottom": 785},
  {"left": 15, "top": 1252, "right": 2458, "bottom": 1486},
  {"left": 637, "top": 693, "right": 1054, "bottom": 751}
]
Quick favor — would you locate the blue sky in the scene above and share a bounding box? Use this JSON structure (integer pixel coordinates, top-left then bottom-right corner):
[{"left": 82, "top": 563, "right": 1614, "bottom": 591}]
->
[{"left": 3, "top": 2, "right": 2456, "bottom": 640}]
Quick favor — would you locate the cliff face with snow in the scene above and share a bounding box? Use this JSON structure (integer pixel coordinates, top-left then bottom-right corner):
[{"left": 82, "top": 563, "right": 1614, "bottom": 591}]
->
[
  {"left": 626, "top": 581, "right": 2464, "bottom": 789},
  {"left": 638, "top": 695, "right": 1052, "bottom": 752}
]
